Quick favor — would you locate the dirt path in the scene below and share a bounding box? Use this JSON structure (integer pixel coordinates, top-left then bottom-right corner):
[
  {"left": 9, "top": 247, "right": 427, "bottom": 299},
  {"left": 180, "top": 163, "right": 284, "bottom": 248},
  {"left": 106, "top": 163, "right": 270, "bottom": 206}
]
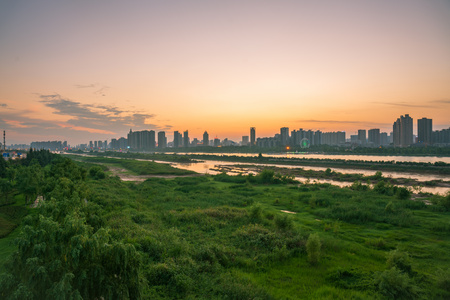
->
[{"left": 106, "top": 166, "right": 201, "bottom": 182}]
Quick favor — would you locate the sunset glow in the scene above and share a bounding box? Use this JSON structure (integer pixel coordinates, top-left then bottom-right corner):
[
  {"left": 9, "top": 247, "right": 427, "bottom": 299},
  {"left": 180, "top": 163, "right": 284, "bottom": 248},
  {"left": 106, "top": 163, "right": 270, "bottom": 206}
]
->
[{"left": 1, "top": 0, "right": 449, "bottom": 145}]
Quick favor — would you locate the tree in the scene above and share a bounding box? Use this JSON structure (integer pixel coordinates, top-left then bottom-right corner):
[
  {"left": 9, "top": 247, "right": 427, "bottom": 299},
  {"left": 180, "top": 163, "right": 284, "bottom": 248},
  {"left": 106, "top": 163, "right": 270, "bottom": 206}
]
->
[
  {"left": 0, "top": 178, "right": 13, "bottom": 204},
  {"left": 0, "top": 198, "right": 142, "bottom": 299},
  {"left": 15, "top": 161, "right": 44, "bottom": 204},
  {"left": 306, "top": 233, "right": 321, "bottom": 265}
]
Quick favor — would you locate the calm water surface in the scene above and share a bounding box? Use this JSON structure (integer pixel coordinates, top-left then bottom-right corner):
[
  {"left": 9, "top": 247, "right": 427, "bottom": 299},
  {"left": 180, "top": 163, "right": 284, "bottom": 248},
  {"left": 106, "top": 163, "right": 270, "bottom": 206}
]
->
[{"left": 169, "top": 152, "right": 450, "bottom": 164}]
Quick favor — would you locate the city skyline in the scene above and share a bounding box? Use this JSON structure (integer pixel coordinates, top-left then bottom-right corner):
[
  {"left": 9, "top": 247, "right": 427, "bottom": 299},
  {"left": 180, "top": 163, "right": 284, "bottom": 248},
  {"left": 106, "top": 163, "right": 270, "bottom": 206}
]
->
[
  {"left": 1, "top": 0, "right": 450, "bottom": 145},
  {"left": 23, "top": 117, "right": 450, "bottom": 150}
]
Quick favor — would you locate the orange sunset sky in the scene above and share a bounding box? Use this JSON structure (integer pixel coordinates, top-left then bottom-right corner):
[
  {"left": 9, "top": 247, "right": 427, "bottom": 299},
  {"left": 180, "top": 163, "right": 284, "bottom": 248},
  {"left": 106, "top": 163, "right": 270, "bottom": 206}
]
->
[{"left": 1, "top": 0, "right": 449, "bottom": 145}]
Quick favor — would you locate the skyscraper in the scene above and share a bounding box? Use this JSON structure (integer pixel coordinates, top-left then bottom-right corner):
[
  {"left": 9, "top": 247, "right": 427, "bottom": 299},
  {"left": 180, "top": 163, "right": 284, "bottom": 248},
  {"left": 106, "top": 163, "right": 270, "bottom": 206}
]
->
[
  {"left": 203, "top": 131, "right": 209, "bottom": 146},
  {"left": 183, "top": 130, "right": 190, "bottom": 148},
  {"left": 242, "top": 136, "right": 249, "bottom": 146},
  {"left": 250, "top": 127, "right": 256, "bottom": 146},
  {"left": 158, "top": 131, "right": 166, "bottom": 148},
  {"left": 173, "top": 131, "right": 183, "bottom": 148},
  {"left": 368, "top": 129, "right": 380, "bottom": 147},
  {"left": 357, "top": 129, "right": 366, "bottom": 145},
  {"left": 418, "top": 118, "right": 432, "bottom": 145},
  {"left": 280, "top": 127, "right": 289, "bottom": 146},
  {"left": 393, "top": 114, "right": 413, "bottom": 147}
]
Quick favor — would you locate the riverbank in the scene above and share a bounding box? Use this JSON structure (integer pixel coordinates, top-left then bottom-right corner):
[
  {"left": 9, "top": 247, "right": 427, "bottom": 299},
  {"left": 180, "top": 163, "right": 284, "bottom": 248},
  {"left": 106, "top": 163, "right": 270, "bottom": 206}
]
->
[{"left": 211, "top": 164, "right": 450, "bottom": 190}]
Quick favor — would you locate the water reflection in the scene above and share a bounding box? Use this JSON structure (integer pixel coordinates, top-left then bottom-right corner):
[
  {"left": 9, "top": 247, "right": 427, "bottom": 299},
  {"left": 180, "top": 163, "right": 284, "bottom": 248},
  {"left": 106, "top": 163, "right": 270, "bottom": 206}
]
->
[
  {"left": 167, "top": 152, "right": 450, "bottom": 164},
  {"left": 168, "top": 160, "right": 449, "bottom": 195}
]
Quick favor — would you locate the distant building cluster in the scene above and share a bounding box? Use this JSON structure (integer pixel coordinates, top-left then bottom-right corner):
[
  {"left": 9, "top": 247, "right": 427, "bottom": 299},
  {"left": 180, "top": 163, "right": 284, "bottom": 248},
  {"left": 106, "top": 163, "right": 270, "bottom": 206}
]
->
[
  {"left": 30, "top": 141, "right": 68, "bottom": 151},
  {"left": 21, "top": 114, "right": 449, "bottom": 152}
]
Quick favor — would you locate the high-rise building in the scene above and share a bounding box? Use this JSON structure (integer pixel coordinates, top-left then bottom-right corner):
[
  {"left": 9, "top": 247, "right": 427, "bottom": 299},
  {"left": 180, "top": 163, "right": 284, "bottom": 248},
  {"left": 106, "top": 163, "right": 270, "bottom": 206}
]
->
[
  {"left": 280, "top": 127, "right": 289, "bottom": 146},
  {"left": 418, "top": 118, "right": 432, "bottom": 145},
  {"left": 158, "top": 131, "right": 166, "bottom": 148},
  {"left": 393, "top": 114, "right": 413, "bottom": 147},
  {"left": 183, "top": 130, "right": 190, "bottom": 148},
  {"left": 380, "top": 132, "right": 389, "bottom": 146},
  {"left": 357, "top": 129, "right": 366, "bottom": 145},
  {"left": 173, "top": 131, "right": 180, "bottom": 148},
  {"left": 127, "top": 129, "right": 155, "bottom": 150},
  {"left": 242, "top": 136, "right": 249, "bottom": 146},
  {"left": 314, "top": 130, "right": 322, "bottom": 145},
  {"left": 322, "top": 132, "right": 346, "bottom": 146},
  {"left": 203, "top": 131, "right": 209, "bottom": 146},
  {"left": 368, "top": 129, "right": 380, "bottom": 147},
  {"left": 214, "top": 138, "right": 220, "bottom": 147},
  {"left": 250, "top": 127, "right": 256, "bottom": 146}
]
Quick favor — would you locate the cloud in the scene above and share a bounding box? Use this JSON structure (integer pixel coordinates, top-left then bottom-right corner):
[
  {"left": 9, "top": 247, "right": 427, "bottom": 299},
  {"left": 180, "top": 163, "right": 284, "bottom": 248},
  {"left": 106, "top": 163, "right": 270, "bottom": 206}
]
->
[
  {"left": 0, "top": 103, "right": 7, "bottom": 107},
  {"left": 296, "top": 119, "right": 366, "bottom": 124},
  {"left": 372, "top": 101, "right": 432, "bottom": 108},
  {"left": 430, "top": 99, "right": 450, "bottom": 105},
  {"left": 3, "top": 94, "right": 171, "bottom": 144},
  {"left": 39, "top": 94, "right": 163, "bottom": 133},
  {"left": 74, "top": 83, "right": 109, "bottom": 96},
  {"left": 74, "top": 84, "right": 96, "bottom": 89}
]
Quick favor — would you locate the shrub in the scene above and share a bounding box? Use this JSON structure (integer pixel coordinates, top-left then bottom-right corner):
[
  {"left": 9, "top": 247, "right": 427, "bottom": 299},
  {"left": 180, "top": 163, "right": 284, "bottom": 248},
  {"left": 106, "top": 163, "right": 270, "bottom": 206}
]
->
[
  {"left": 436, "top": 268, "right": 450, "bottom": 293},
  {"left": 274, "top": 214, "right": 293, "bottom": 231},
  {"left": 249, "top": 204, "right": 263, "bottom": 223},
  {"left": 385, "top": 201, "right": 394, "bottom": 213},
  {"left": 386, "top": 250, "right": 413, "bottom": 274},
  {"left": 88, "top": 166, "right": 105, "bottom": 180},
  {"left": 439, "top": 193, "right": 450, "bottom": 211},
  {"left": 396, "top": 187, "right": 411, "bottom": 200},
  {"left": 306, "top": 233, "right": 321, "bottom": 265},
  {"left": 373, "top": 267, "right": 418, "bottom": 299}
]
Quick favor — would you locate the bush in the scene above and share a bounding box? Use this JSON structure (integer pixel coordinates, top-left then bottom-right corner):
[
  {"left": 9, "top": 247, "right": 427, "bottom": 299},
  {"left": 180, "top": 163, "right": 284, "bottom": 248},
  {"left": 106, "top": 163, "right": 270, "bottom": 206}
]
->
[
  {"left": 274, "top": 214, "right": 293, "bottom": 231},
  {"left": 373, "top": 267, "right": 418, "bottom": 299},
  {"left": 89, "top": 166, "right": 105, "bottom": 180},
  {"left": 249, "top": 204, "right": 263, "bottom": 223},
  {"left": 306, "top": 233, "right": 321, "bottom": 265},
  {"left": 439, "top": 193, "right": 450, "bottom": 211},
  {"left": 396, "top": 187, "right": 411, "bottom": 200},
  {"left": 386, "top": 250, "right": 413, "bottom": 275},
  {"left": 436, "top": 268, "right": 450, "bottom": 293}
]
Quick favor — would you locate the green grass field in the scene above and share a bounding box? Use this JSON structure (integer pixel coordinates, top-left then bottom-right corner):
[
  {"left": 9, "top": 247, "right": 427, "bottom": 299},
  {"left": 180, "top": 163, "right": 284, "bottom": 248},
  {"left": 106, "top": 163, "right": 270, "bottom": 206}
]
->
[{"left": 1, "top": 157, "right": 449, "bottom": 298}]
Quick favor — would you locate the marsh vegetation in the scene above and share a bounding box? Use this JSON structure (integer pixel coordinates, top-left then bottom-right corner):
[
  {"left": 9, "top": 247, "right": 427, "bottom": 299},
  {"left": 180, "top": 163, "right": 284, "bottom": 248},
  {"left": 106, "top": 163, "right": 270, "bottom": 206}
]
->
[{"left": 0, "top": 151, "right": 449, "bottom": 299}]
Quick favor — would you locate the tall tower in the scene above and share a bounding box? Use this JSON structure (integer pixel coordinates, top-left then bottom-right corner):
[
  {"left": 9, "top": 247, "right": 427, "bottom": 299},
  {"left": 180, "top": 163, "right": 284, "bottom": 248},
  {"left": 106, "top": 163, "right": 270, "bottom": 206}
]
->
[
  {"left": 173, "top": 131, "right": 180, "bottom": 148},
  {"left": 203, "top": 131, "right": 209, "bottom": 146},
  {"left": 280, "top": 127, "right": 289, "bottom": 146},
  {"left": 418, "top": 118, "right": 432, "bottom": 145},
  {"left": 357, "top": 129, "right": 366, "bottom": 145},
  {"left": 368, "top": 129, "right": 380, "bottom": 147},
  {"left": 250, "top": 127, "right": 256, "bottom": 146},
  {"left": 183, "top": 130, "right": 190, "bottom": 148},
  {"left": 158, "top": 131, "right": 166, "bottom": 148},
  {"left": 393, "top": 114, "right": 413, "bottom": 147}
]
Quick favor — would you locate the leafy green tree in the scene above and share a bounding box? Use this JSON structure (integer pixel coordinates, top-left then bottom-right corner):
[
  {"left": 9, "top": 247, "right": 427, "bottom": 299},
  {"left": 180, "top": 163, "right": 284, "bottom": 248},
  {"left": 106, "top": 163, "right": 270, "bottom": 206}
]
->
[
  {"left": 0, "top": 199, "right": 141, "bottom": 299},
  {"left": 0, "top": 178, "right": 13, "bottom": 204},
  {"left": 386, "top": 250, "right": 413, "bottom": 275},
  {"left": 306, "top": 233, "right": 321, "bottom": 265},
  {"left": 15, "top": 161, "right": 44, "bottom": 204},
  {"left": 373, "top": 267, "right": 418, "bottom": 299},
  {"left": 0, "top": 156, "right": 8, "bottom": 178}
]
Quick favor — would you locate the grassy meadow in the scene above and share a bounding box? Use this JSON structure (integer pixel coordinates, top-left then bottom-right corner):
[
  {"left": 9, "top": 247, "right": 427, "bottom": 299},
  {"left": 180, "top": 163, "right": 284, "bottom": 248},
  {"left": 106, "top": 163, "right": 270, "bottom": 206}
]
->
[
  {"left": 85, "top": 168, "right": 450, "bottom": 298},
  {"left": 1, "top": 155, "right": 449, "bottom": 299}
]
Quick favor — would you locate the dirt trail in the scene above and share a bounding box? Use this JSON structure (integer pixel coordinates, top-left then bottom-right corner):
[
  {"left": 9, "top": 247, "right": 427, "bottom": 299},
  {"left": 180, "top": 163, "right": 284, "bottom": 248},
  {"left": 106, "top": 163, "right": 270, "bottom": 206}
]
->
[{"left": 106, "top": 166, "right": 200, "bottom": 182}]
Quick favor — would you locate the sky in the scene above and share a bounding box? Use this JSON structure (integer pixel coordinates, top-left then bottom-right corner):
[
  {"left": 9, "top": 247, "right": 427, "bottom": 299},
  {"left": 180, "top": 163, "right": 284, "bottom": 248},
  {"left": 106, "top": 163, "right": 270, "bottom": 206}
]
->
[{"left": 1, "top": 0, "right": 449, "bottom": 145}]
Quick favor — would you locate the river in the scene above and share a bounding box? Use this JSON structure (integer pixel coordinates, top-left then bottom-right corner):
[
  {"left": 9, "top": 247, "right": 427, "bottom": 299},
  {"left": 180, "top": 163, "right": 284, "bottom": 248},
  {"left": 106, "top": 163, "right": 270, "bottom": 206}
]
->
[
  {"left": 65, "top": 153, "right": 450, "bottom": 195},
  {"left": 166, "top": 152, "right": 450, "bottom": 163},
  {"left": 164, "top": 159, "right": 450, "bottom": 195}
]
